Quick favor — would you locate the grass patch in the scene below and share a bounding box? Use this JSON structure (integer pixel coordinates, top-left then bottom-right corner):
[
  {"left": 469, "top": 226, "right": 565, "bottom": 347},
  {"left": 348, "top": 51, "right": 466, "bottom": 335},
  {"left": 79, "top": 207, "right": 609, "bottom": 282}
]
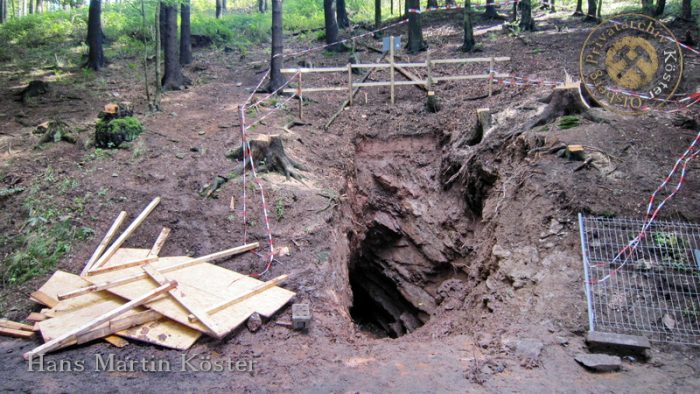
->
[{"left": 0, "top": 167, "right": 96, "bottom": 285}]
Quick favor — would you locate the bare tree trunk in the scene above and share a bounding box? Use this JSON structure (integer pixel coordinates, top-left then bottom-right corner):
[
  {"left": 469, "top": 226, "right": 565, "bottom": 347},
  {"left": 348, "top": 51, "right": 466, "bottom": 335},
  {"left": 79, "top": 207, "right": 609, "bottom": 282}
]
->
[
  {"left": 140, "top": 0, "right": 151, "bottom": 108},
  {"left": 258, "top": 0, "right": 267, "bottom": 12},
  {"left": 154, "top": 0, "right": 161, "bottom": 110},
  {"left": 28, "top": 0, "right": 32, "bottom": 14},
  {"left": 654, "top": 0, "right": 665, "bottom": 16},
  {"left": 86, "top": 0, "right": 105, "bottom": 71},
  {"left": 584, "top": 0, "right": 597, "bottom": 21},
  {"left": 428, "top": 0, "right": 438, "bottom": 7},
  {"left": 407, "top": 0, "right": 426, "bottom": 53},
  {"left": 573, "top": 0, "right": 583, "bottom": 16},
  {"left": 222, "top": 0, "right": 226, "bottom": 12},
  {"left": 463, "top": 0, "right": 475, "bottom": 52},
  {"left": 324, "top": 0, "right": 341, "bottom": 51},
  {"left": 268, "top": 0, "right": 286, "bottom": 92},
  {"left": 641, "top": 0, "right": 653, "bottom": 15},
  {"left": 519, "top": 0, "right": 534, "bottom": 31},
  {"left": 216, "top": 0, "right": 222, "bottom": 18},
  {"left": 180, "top": 0, "right": 192, "bottom": 65},
  {"left": 0, "top": 0, "right": 7, "bottom": 23},
  {"left": 681, "top": 0, "right": 692, "bottom": 20},
  {"left": 374, "top": 0, "right": 381, "bottom": 37},
  {"left": 159, "top": 3, "right": 166, "bottom": 47},
  {"left": 337, "top": 0, "right": 350, "bottom": 28},
  {"left": 485, "top": 0, "right": 497, "bottom": 18},
  {"left": 161, "top": 3, "right": 187, "bottom": 90}
]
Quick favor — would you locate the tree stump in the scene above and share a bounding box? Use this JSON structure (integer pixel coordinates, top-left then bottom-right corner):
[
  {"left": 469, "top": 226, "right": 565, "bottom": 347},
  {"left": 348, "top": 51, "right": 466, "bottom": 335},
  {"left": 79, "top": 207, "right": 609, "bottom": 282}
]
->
[
  {"left": 527, "top": 82, "right": 591, "bottom": 129},
  {"left": 227, "top": 135, "right": 306, "bottom": 182},
  {"left": 19, "top": 81, "right": 49, "bottom": 105}
]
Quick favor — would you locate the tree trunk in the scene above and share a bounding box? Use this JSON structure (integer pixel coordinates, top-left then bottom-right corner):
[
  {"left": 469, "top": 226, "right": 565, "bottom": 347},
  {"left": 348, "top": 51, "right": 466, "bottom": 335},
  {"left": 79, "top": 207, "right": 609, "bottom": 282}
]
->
[
  {"left": 584, "top": 0, "right": 597, "bottom": 21},
  {"left": 519, "top": 0, "right": 534, "bottom": 31},
  {"left": 374, "top": 0, "right": 381, "bottom": 36},
  {"left": 0, "top": 0, "right": 6, "bottom": 24},
  {"left": 222, "top": 0, "right": 226, "bottom": 12},
  {"left": 86, "top": 0, "right": 105, "bottom": 71},
  {"left": 154, "top": 0, "right": 162, "bottom": 110},
  {"left": 215, "top": 0, "right": 222, "bottom": 18},
  {"left": 463, "top": 0, "right": 475, "bottom": 52},
  {"left": 268, "top": 0, "right": 286, "bottom": 92},
  {"left": 323, "top": 0, "right": 341, "bottom": 51},
  {"left": 159, "top": 3, "right": 167, "bottom": 48},
  {"left": 337, "top": 0, "right": 350, "bottom": 28},
  {"left": 550, "top": 0, "right": 556, "bottom": 13},
  {"left": 28, "top": 0, "right": 32, "bottom": 14},
  {"left": 258, "top": 0, "right": 267, "bottom": 12},
  {"left": 641, "top": 0, "right": 653, "bottom": 15},
  {"left": 161, "top": 3, "right": 187, "bottom": 90},
  {"left": 180, "top": 0, "right": 192, "bottom": 65},
  {"left": 681, "top": 0, "right": 692, "bottom": 20},
  {"left": 485, "top": 0, "right": 497, "bottom": 18},
  {"left": 428, "top": 0, "right": 438, "bottom": 7},
  {"left": 573, "top": 0, "right": 583, "bottom": 16},
  {"left": 446, "top": 0, "right": 456, "bottom": 5},
  {"left": 654, "top": 0, "right": 665, "bottom": 16},
  {"left": 140, "top": 0, "right": 151, "bottom": 108},
  {"left": 36, "top": 0, "right": 41, "bottom": 13},
  {"left": 512, "top": 0, "right": 518, "bottom": 21},
  {"left": 407, "top": 0, "right": 426, "bottom": 53}
]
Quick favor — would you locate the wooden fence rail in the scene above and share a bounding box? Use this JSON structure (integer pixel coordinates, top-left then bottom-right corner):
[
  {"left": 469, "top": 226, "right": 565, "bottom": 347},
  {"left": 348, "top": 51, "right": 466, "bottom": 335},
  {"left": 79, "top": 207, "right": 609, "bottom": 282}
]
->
[{"left": 280, "top": 38, "right": 510, "bottom": 111}]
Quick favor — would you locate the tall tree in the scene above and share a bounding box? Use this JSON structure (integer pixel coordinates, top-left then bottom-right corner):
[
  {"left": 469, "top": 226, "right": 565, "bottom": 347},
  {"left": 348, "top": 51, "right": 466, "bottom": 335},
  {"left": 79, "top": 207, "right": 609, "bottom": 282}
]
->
[
  {"left": 519, "top": 0, "right": 534, "bottom": 31},
  {"left": 427, "top": 0, "right": 438, "bottom": 7},
  {"left": 463, "top": 0, "right": 474, "bottom": 52},
  {"left": 323, "top": 0, "right": 341, "bottom": 51},
  {"left": 258, "top": 0, "right": 267, "bottom": 13},
  {"left": 161, "top": 3, "right": 186, "bottom": 90},
  {"left": 268, "top": 0, "right": 285, "bottom": 91},
  {"left": 407, "top": 0, "right": 426, "bottom": 53},
  {"left": 180, "top": 0, "right": 192, "bottom": 65},
  {"left": 573, "top": 0, "right": 583, "bottom": 16},
  {"left": 0, "top": 0, "right": 7, "bottom": 24},
  {"left": 681, "top": 0, "right": 692, "bottom": 20},
  {"left": 374, "top": 0, "right": 381, "bottom": 37},
  {"left": 585, "top": 0, "right": 597, "bottom": 21},
  {"left": 215, "top": 0, "right": 222, "bottom": 18},
  {"left": 484, "top": 0, "right": 497, "bottom": 19},
  {"left": 337, "top": 0, "right": 350, "bottom": 28},
  {"left": 641, "top": 0, "right": 653, "bottom": 15},
  {"left": 154, "top": 0, "right": 162, "bottom": 110},
  {"left": 86, "top": 0, "right": 105, "bottom": 70},
  {"left": 654, "top": 0, "right": 665, "bottom": 16},
  {"left": 222, "top": 0, "right": 226, "bottom": 12}
]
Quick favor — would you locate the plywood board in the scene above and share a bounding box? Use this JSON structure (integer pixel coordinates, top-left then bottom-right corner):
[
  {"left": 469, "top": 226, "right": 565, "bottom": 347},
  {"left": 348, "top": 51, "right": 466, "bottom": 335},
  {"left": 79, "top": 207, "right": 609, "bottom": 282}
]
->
[
  {"left": 36, "top": 270, "right": 200, "bottom": 350},
  {"left": 89, "top": 248, "right": 295, "bottom": 337}
]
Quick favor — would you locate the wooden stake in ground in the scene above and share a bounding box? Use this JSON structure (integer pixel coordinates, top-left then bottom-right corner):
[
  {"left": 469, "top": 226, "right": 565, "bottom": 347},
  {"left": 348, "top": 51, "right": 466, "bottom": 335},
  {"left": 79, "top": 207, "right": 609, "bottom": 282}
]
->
[
  {"left": 58, "top": 242, "right": 260, "bottom": 300},
  {"left": 81, "top": 211, "right": 128, "bottom": 276},
  {"left": 91, "top": 197, "right": 161, "bottom": 270},
  {"left": 24, "top": 281, "right": 176, "bottom": 359}
]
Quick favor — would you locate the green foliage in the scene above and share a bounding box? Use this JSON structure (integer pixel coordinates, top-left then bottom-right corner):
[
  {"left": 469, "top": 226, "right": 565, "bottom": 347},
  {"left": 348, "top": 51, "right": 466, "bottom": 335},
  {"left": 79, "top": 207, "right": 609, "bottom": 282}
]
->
[
  {"left": 558, "top": 115, "right": 580, "bottom": 129},
  {"left": 0, "top": 167, "right": 96, "bottom": 285},
  {"left": 0, "top": 187, "right": 25, "bottom": 198},
  {"left": 96, "top": 116, "right": 144, "bottom": 148}
]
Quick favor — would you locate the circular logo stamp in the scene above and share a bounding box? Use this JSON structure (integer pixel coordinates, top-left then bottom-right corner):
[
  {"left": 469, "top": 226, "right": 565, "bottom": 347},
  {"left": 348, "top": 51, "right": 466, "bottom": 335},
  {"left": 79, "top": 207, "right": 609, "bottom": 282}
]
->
[{"left": 580, "top": 14, "right": 683, "bottom": 113}]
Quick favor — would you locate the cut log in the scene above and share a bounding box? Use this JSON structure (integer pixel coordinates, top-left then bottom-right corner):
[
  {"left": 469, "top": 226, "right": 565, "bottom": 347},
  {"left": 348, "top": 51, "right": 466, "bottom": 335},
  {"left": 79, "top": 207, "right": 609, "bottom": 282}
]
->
[
  {"left": 228, "top": 135, "right": 306, "bottom": 182},
  {"left": 528, "top": 82, "right": 591, "bottom": 129}
]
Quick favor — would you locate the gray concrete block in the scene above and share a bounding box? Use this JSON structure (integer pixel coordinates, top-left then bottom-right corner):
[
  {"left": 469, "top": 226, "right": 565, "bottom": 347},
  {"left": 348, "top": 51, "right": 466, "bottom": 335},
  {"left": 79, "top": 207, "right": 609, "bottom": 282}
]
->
[
  {"left": 575, "top": 353, "right": 622, "bottom": 372},
  {"left": 292, "top": 303, "right": 311, "bottom": 330},
  {"left": 585, "top": 331, "right": 651, "bottom": 359}
]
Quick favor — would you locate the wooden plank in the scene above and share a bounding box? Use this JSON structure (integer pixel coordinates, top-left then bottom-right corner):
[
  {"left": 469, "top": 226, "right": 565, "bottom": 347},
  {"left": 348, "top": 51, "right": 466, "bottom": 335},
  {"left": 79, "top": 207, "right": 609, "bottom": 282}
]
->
[
  {"left": 0, "top": 327, "right": 35, "bottom": 339},
  {"left": 148, "top": 227, "right": 171, "bottom": 257},
  {"left": 189, "top": 274, "right": 289, "bottom": 322},
  {"left": 26, "top": 312, "right": 47, "bottom": 322},
  {"left": 281, "top": 67, "right": 347, "bottom": 73},
  {"left": 81, "top": 211, "right": 128, "bottom": 276},
  {"left": 85, "top": 256, "right": 158, "bottom": 276},
  {"left": 104, "top": 336, "right": 129, "bottom": 348},
  {"left": 142, "top": 264, "right": 224, "bottom": 338},
  {"left": 58, "top": 243, "right": 259, "bottom": 300},
  {"left": 87, "top": 249, "right": 295, "bottom": 336},
  {"left": 91, "top": 197, "right": 161, "bottom": 270},
  {"left": 283, "top": 87, "right": 347, "bottom": 94},
  {"left": 0, "top": 319, "right": 35, "bottom": 331},
  {"left": 74, "top": 310, "right": 161, "bottom": 346},
  {"left": 431, "top": 56, "right": 510, "bottom": 64},
  {"left": 25, "top": 281, "right": 176, "bottom": 359},
  {"left": 395, "top": 65, "right": 428, "bottom": 91},
  {"left": 353, "top": 80, "right": 427, "bottom": 88}
]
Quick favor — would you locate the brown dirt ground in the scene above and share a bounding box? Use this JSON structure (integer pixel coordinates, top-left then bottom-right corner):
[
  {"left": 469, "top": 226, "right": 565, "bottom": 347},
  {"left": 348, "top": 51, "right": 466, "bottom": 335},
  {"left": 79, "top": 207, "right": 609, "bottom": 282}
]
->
[{"left": 1, "top": 9, "right": 700, "bottom": 393}]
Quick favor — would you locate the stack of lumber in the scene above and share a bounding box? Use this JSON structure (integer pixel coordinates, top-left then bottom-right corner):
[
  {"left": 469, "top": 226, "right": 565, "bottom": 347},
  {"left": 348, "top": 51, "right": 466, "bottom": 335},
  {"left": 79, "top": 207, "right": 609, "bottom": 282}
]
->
[{"left": 0, "top": 197, "right": 295, "bottom": 360}]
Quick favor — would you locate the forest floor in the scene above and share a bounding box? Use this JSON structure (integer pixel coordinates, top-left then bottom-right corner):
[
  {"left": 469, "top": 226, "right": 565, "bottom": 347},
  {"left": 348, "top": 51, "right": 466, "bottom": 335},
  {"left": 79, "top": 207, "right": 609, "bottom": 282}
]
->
[{"left": 1, "top": 8, "right": 700, "bottom": 392}]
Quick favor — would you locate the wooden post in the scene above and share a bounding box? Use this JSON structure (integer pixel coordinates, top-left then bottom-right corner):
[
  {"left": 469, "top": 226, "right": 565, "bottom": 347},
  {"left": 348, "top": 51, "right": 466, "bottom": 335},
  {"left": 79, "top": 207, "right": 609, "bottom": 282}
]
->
[
  {"left": 488, "top": 56, "right": 495, "bottom": 97},
  {"left": 81, "top": 211, "right": 127, "bottom": 276},
  {"left": 389, "top": 35, "right": 395, "bottom": 105},
  {"left": 297, "top": 73, "right": 303, "bottom": 119},
  {"left": 348, "top": 63, "right": 353, "bottom": 106},
  {"left": 426, "top": 51, "right": 433, "bottom": 92}
]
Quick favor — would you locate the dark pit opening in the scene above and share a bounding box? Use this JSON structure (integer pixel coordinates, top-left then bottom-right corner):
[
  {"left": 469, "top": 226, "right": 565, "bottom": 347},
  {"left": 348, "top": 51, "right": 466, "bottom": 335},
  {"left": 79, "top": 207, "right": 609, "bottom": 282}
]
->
[{"left": 348, "top": 240, "right": 427, "bottom": 338}]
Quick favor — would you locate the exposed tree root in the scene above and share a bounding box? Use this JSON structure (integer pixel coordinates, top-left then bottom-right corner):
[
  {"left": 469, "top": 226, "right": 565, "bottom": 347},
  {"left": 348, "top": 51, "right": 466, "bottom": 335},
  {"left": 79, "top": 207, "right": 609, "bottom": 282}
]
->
[{"left": 227, "top": 134, "right": 306, "bottom": 183}]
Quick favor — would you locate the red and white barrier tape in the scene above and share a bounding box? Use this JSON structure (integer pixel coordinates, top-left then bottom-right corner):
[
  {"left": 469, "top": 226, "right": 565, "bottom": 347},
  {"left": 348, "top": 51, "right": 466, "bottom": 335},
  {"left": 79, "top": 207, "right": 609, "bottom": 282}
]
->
[
  {"left": 608, "top": 18, "right": 700, "bottom": 57},
  {"left": 590, "top": 130, "right": 700, "bottom": 284}
]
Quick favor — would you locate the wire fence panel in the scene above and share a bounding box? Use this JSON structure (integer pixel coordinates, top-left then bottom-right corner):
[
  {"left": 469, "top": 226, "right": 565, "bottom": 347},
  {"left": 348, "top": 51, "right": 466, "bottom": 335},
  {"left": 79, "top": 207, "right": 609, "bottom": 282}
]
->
[{"left": 579, "top": 214, "right": 700, "bottom": 345}]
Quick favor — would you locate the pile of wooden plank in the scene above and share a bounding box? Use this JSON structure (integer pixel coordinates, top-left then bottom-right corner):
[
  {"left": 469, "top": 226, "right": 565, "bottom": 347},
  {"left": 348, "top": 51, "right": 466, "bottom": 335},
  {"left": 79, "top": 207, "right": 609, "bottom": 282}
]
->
[{"left": 0, "top": 197, "right": 295, "bottom": 359}]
